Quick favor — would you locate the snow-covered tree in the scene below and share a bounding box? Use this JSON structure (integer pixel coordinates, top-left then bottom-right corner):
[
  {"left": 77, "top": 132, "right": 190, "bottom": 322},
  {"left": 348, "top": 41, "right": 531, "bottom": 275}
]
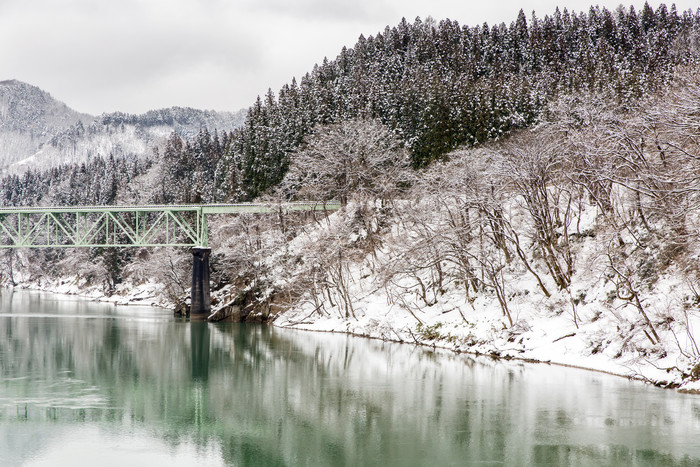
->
[{"left": 281, "top": 118, "right": 409, "bottom": 206}]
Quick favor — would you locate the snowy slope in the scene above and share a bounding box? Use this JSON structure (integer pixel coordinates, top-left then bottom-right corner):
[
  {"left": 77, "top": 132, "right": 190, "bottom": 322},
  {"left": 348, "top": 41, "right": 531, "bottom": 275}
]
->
[
  {"left": 267, "top": 201, "right": 700, "bottom": 393},
  {"left": 0, "top": 80, "right": 93, "bottom": 169}
]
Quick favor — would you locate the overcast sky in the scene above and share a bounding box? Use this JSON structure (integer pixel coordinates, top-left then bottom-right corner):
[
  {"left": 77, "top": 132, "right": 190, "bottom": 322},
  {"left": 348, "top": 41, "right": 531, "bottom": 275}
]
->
[{"left": 1, "top": 0, "right": 697, "bottom": 115}]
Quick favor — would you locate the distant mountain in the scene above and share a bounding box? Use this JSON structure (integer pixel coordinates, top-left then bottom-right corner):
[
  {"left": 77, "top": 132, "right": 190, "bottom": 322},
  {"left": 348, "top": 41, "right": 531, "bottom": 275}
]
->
[
  {"left": 0, "top": 80, "right": 93, "bottom": 169},
  {"left": 0, "top": 80, "right": 246, "bottom": 175}
]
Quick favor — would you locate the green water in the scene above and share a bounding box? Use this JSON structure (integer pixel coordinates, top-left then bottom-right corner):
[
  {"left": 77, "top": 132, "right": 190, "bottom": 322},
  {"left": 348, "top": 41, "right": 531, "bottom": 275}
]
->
[{"left": 1, "top": 288, "right": 700, "bottom": 466}]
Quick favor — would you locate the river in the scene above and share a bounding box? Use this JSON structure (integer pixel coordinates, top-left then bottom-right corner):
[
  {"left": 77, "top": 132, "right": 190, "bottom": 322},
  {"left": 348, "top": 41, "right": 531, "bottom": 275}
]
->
[{"left": 1, "top": 288, "right": 700, "bottom": 466}]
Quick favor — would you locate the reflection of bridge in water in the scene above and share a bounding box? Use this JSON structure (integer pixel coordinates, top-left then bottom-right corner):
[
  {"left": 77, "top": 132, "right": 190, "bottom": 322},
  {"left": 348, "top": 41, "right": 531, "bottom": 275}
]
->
[{"left": 0, "top": 203, "right": 339, "bottom": 318}]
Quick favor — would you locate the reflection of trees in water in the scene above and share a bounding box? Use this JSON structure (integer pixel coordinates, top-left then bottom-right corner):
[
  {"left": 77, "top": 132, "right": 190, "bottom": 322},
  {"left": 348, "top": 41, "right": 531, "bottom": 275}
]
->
[
  {"left": 0, "top": 295, "right": 473, "bottom": 464},
  {"left": 2, "top": 289, "right": 700, "bottom": 465}
]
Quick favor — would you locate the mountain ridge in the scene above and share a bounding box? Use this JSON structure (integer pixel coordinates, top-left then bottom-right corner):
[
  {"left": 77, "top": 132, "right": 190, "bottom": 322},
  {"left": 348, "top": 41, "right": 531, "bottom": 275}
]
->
[{"left": 0, "top": 79, "right": 246, "bottom": 175}]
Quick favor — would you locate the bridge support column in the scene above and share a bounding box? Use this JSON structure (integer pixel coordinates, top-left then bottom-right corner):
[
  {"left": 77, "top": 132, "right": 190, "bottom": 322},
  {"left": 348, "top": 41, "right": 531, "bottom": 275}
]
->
[{"left": 190, "top": 247, "right": 211, "bottom": 319}]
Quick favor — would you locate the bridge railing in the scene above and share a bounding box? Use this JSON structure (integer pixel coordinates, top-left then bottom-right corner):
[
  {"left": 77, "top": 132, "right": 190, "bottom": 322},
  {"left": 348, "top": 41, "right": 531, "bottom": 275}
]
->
[{"left": 0, "top": 202, "right": 340, "bottom": 249}]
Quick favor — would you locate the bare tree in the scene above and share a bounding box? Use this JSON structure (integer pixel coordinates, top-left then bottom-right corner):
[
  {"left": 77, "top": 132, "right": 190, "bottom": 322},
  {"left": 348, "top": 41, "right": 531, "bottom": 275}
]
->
[
  {"left": 1, "top": 250, "right": 17, "bottom": 286},
  {"left": 496, "top": 135, "right": 575, "bottom": 291},
  {"left": 280, "top": 118, "right": 410, "bottom": 206}
]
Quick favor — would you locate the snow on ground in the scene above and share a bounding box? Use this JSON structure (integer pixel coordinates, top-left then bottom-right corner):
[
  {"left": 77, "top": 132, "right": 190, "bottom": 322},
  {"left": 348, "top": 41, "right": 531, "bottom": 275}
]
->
[
  {"left": 276, "top": 270, "right": 698, "bottom": 391},
  {"left": 8, "top": 273, "right": 171, "bottom": 309}
]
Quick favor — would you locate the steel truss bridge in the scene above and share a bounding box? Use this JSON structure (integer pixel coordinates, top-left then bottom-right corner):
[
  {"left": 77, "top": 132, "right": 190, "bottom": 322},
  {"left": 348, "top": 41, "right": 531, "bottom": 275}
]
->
[
  {"left": 0, "top": 203, "right": 340, "bottom": 318},
  {"left": 0, "top": 203, "right": 339, "bottom": 249}
]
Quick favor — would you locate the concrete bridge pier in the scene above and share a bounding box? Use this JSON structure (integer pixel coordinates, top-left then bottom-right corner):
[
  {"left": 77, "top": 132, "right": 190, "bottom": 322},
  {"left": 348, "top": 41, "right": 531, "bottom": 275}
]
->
[{"left": 190, "top": 247, "right": 212, "bottom": 320}]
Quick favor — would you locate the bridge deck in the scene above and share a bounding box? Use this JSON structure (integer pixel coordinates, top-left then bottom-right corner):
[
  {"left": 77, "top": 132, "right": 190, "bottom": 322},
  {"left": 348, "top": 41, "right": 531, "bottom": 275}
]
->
[
  {"left": 0, "top": 202, "right": 340, "bottom": 214},
  {"left": 0, "top": 202, "right": 339, "bottom": 249}
]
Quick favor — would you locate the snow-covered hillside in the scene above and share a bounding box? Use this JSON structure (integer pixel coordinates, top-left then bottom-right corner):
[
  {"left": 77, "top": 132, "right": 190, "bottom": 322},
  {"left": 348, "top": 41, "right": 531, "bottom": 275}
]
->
[
  {"left": 0, "top": 80, "right": 246, "bottom": 175},
  {"left": 0, "top": 80, "right": 93, "bottom": 169}
]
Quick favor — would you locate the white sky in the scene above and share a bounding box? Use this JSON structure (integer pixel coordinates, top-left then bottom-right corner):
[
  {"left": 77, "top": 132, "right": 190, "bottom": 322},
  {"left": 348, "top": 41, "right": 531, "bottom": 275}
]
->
[{"left": 1, "top": 0, "right": 697, "bottom": 115}]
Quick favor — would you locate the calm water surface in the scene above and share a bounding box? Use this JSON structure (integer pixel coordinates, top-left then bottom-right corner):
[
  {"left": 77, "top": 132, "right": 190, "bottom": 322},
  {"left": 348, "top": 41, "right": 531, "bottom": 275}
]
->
[{"left": 1, "top": 288, "right": 700, "bottom": 466}]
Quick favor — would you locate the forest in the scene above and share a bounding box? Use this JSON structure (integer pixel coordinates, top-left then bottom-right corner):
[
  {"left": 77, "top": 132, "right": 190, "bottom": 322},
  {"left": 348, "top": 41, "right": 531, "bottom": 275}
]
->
[{"left": 4, "top": 3, "right": 697, "bottom": 207}]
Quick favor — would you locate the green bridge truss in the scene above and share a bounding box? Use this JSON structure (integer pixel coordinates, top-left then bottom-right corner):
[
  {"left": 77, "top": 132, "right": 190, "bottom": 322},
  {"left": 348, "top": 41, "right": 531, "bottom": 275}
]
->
[{"left": 0, "top": 203, "right": 340, "bottom": 249}]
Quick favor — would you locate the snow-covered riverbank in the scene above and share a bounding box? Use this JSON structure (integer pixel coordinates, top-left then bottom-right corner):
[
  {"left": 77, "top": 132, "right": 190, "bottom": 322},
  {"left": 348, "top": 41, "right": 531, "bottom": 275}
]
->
[
  {"left": 271, "top": 226, "right": 700, "bottom": 394},
  {"left": 6, "top": 201, "right": 700, "bottom": 394},
  {"left": 8, "top": 256, "right": 700, "bottom": 395},
  {"left": 275, "top": 279, "right": 700, "bottom": 394},
  {"left": 4, "top": 275, "right": 171, "bottom": 309}
]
